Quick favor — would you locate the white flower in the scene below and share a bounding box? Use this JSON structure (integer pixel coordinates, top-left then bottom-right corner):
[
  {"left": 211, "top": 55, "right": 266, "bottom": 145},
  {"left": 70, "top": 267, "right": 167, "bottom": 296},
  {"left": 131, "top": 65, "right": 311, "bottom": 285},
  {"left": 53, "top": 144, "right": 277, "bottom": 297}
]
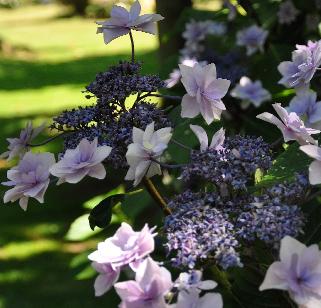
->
[
  {"left": 1, "top": 121, "right": 45, "bottom": 161},
  {"left": 300, "top": 145, "right": 321, "bottom": 185},
  {"left": 125, "top": 122, "right": 172, "bottom": 186},
  {"left": 260, "top": 236, "right": 321, "bottom": 308},
  {"left": 179, "top": 63, "right": 230, "bottom": 124},
  {"left": 96, "top": 1, "right": 164, "bottom": 44},
  {"left": 231, "top": 76, "right": 271, "bottom": 108},
  {"left": 50, "top": 138, "right": 112, "bottom": 185},
  {"left": 2, "top": 152, "right": 55, "bottom": 210},
  {"left": 236, "top": 25, "right": 268, "bottom": 56},
  {"left": 190, "top": 125, "right": 225, "bottom": 152}
]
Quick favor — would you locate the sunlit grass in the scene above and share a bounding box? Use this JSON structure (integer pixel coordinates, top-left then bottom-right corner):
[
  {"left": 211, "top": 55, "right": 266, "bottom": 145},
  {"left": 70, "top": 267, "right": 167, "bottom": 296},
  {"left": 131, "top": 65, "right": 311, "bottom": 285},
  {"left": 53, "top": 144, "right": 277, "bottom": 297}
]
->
[{"left": 0, "top": 4, "right": 158, "bottom": 118}]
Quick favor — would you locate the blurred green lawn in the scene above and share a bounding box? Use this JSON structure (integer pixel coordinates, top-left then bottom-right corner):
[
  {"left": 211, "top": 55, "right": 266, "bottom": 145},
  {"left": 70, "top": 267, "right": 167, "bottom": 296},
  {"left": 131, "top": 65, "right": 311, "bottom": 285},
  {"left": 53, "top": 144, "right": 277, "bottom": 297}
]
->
[{"left": 0, "top": 4, "right": 159, "bottom": 307}]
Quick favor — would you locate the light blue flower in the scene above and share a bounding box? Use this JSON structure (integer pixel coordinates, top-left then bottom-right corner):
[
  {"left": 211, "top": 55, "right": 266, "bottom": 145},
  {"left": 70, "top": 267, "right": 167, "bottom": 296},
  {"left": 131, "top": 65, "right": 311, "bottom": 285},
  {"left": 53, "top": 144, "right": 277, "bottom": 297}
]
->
[
  {"left": 288, "top": 89, "right": 321, "bottom": 128},
  {"left": 236, "top": 25, "right": 268, "bottom": 56}
]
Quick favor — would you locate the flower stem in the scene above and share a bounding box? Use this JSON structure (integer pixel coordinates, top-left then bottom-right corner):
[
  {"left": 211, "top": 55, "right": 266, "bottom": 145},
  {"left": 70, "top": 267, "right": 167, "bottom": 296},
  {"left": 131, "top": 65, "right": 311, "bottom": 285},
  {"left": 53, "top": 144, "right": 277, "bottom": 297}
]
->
[
  {"left": 142, "top": 177, "right": 172, "bottom": 215},
  {"left": 139, "top": 93, "right": 182, "bottom": 101},
  {"left": 129, "top": 30, "right": 135, "bottom": 63},
  {"left": 27, "top": 133, "right": 66, "bottom": 147},
  {"left": 171, "top": 138, "right": 192, "bottom": 151}
]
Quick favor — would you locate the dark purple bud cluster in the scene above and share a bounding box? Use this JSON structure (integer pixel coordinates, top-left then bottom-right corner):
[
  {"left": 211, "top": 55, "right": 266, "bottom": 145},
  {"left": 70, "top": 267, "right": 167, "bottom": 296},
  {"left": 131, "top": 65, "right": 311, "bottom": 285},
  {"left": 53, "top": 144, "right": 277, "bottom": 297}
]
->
[
  {"left": 181, "top": 135, "right": 272, "bottom": 190},
  {"left": 235, "top": 173, "right": 308, "bottom": 246},
  {"left": 164, "top": 190, "right": 242, "bottom": 270},
  {"left": 85, "top": 61, "right": 164, "bottom": 104},
  {"left": 51, "top": 105, "right": 98, "bottom": 131},
  {"left": 164, "top": 173, "right": 308, "bottom": 270},
  {"left": 50, "top": 60, "right": 169, "bottom": 167}
]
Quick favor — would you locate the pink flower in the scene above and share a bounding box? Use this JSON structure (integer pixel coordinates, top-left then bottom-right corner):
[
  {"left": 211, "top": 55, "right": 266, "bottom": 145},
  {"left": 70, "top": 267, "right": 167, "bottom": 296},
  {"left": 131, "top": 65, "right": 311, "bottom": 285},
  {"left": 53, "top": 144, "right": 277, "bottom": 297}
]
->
[
  {"left": 2, "top": 152, "right": 55, "bottom": 210},
  {"left": 114, "top": 257, "right": 173, "bottom": 308},
  {"left": 190, "top": 125, "right": 225, "bottom": 152},
  {"left": 91, "top": 262, "right": 120, "bottom": 297},
  {"left": 179, "top": 63, "right": 230, "bottom": 125},
  {"left": 256, "top": 103, "right": 319, "bottom": 145},
  {"left": 300, "top": 145, "right": 321, "bottom": 185},
  {"left": 49, "top": 138, "right": 112, "bottom": 185},
  {"left": 175, "top": 270, "right": 217, "bottom": 292},
  {"left": 125, "top": 122, "right": 172, "bottom": 186},
  {"left": 1, "top": 121, "right": 45, "bottom": 161},
  {"left": 88, "top": 222, "right": 156, "bottom": 270},
  {"left": 260, "top": 236, "right": 321, "bottom": 308},
  {"left": 96, "top": 1, "right": 164, "bottom": 44}
]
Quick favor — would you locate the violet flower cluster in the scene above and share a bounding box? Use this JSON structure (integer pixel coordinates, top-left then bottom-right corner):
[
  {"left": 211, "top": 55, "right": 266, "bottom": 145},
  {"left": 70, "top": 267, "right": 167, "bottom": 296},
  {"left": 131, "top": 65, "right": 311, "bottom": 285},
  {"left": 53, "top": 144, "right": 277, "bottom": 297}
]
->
[{"left": 164, "top": 172, "right": 308, "bottom": 271}]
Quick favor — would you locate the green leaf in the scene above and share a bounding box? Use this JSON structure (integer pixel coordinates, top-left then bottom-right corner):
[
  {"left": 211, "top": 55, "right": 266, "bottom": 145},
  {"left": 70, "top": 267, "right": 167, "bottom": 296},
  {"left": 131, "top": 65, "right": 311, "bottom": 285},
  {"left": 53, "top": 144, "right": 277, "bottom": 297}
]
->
[
  {"left": 257, "top": 143, "right": 312, "bottom": 188},
  {"left": 65, "top": 214, "right": 101, "bottom": 241},
  {"left": 88, "top": 194, "right": 125, "bottom": 230}
]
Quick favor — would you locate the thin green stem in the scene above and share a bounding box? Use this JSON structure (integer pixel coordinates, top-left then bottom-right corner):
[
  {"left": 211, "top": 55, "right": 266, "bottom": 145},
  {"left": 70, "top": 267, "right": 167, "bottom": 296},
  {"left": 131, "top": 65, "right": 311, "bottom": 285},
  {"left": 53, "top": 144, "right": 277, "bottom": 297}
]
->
[{"left": 129, "top": 30, "right": 135, "bottom": 63}]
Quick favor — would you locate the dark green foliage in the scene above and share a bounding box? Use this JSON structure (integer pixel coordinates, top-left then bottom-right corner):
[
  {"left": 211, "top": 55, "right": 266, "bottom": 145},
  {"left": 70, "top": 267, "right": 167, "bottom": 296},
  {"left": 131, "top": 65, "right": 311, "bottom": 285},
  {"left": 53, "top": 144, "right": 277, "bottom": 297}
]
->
[{"left": 89, "top": 194, "right": 125, "bottom": 230}]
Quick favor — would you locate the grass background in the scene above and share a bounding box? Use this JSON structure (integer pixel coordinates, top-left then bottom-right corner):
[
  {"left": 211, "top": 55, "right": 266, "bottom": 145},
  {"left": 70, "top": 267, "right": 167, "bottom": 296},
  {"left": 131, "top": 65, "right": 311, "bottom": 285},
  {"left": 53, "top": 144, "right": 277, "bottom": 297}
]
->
[{"left": 0, "top": 4, "right": 159, "bottom": 307}]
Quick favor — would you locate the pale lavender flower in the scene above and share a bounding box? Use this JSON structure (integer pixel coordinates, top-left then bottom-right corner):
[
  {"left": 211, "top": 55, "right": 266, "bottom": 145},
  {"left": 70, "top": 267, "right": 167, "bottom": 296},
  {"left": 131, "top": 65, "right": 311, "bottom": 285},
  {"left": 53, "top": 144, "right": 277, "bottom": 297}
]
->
[
  {"left": 231, "top": 76, "right": 271, "bottom": 108},
  {"left": 125, "top": 122, "right": 172, "bottom": 186},
  {"left": 256, "top": 103, "right": 320, "bottom": 145},
  {"left": 2, "top": 152, "right": 55, "bottom": 211},
  {"left": 50, "top": 138, "right": 112, "bottom": 185},
  {"left": 300, "top": 145, "right": 321, "bottom": 185},
  {"left": 91, "top": 262, "right": 120, "bottom": 297},
  {"left": 260, "top": 236, "right": 321, "bottom": 307},
  {"left": 278, "top": 40, "right": 321, "bottom": 88},
  {"left": 288, "top": 89, "right": 321, "bottom": 128},
  {"left": 114, "top": 257, "right": 173, "bottom": 308},
  {"left": 165, "top": 58, "right": 200, "bottom": 89},
  {"left": 277, "top": 0, "right": 299, "bottom": 25},
  {"left": 190, "top": 125, "right": 225, "bottom": 151},
  {"left": 180, "top": 63, "right": 230, "bottom": 124},
  {"left": 88, "top": 222, "right": 156, "bottom": 270},
  {"left": 1, "top": 121, "right": 45, "bottom": 161},
  {"left": 236, "top": 25, "right": 268, "bottom": 56},
  {"left": 96, "top": 1, "right": 164, "bottom": 44},
  {"left": 173, "top": 289, "right": 223, "bottom": 308}
]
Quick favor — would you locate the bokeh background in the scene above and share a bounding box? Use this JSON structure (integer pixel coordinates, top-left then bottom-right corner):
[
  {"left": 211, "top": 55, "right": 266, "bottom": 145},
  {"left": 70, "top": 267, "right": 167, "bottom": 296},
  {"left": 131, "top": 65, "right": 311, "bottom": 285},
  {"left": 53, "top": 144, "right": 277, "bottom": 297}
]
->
[{"left": 0, "top": 0, "right": 222, "bottom": 307}]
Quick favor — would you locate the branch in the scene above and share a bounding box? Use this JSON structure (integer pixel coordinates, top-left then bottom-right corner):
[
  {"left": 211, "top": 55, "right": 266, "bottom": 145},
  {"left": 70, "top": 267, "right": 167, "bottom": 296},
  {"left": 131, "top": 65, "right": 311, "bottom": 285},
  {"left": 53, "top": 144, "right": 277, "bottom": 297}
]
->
[
  {"left": 142, "top": 177, "right": 172, "bottom": 215},
  {"left": 27, "top": 133, "right": 66, "bottom": 147}
]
